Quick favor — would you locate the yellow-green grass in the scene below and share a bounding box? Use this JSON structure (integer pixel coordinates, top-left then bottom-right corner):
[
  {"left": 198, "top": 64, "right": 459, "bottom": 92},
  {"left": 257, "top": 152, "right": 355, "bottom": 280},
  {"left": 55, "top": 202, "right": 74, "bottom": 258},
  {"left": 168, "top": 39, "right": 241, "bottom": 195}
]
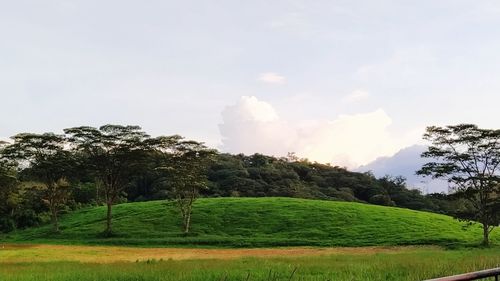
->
[
  {"left": 3, "top": 197, "right": 499, "bottom": 247},
  {"left": 1, "top": 245, "right": 499, "bottom": 281},
  {"left": 0, "top": 244, "right": 435, "bottom": 263}
]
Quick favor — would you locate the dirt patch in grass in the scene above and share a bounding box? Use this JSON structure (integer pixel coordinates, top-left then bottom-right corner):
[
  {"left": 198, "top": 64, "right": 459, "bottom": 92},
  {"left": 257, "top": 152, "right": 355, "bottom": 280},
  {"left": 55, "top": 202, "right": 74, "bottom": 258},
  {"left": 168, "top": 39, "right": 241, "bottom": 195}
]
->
[{"left": 0, "top": 244, "right": 441, "bottom": 263}]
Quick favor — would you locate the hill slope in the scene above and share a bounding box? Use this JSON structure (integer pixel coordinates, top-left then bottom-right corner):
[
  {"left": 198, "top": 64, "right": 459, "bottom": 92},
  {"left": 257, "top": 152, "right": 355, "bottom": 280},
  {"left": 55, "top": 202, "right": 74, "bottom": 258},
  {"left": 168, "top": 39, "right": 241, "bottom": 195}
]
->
[{"left": 4, "top": 197, "right": 498, "bottom": 247}]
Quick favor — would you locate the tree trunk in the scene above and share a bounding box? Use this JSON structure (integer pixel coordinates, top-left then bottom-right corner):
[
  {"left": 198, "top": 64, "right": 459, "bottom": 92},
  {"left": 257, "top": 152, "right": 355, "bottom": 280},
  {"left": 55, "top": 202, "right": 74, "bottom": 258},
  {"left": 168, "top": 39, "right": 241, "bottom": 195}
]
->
[
  {"left": 183, "top": 212, "right": 191, "bottom": 234},
  {"left": 106, "top": 202, "right": 113, "bottom": 235},
  {"left": 482, "top": 223, "right": 490, "bottom": 247},
  {"left": 96, "top": 182, "right": 100, "bottom": 206},
  {"left": 51, "top": 207, "right": 59, "bottom": 233}
]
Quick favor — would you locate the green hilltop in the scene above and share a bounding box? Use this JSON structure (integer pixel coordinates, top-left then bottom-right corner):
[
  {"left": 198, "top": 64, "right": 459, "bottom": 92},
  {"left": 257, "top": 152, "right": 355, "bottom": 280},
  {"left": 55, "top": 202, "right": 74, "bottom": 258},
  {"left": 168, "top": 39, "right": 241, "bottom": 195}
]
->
[{"left": 4, "top": 197, "right": 498, "bottom": 247}]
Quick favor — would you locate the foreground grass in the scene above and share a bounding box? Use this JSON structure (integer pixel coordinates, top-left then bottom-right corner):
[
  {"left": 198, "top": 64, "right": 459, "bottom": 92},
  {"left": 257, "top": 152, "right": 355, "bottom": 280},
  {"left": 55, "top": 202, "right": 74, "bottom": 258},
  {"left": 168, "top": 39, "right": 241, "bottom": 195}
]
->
[
  {"left": 1, "top": 246, "right": 499, "bottom": 281},
  {"left": 4, "top": 197, "right": 499, "bottom": 247}
]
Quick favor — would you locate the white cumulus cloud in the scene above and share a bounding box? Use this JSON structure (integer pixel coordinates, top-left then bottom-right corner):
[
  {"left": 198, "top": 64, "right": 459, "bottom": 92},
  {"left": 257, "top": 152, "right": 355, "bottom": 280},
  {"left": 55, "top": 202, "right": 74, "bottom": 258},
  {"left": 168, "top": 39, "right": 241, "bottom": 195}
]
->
[
  {"left": 219, "top": 96, "right": 296, "bottom": 156},
  {"left": 219, "top": 96, "right": 420, "bottom": 168},
  {"left": 258, "top": 72, "right": 286, "bottom": 84}
]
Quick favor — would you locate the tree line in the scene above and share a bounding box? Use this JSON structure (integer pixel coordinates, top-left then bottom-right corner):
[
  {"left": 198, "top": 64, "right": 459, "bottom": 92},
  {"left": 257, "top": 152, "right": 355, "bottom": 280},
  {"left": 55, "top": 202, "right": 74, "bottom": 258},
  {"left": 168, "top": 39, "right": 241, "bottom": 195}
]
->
[
  {"left": 0, "top": 124, "right": 498, "bottom": 245},
  {"left": 0, "top": 125, "right": 216, "bottom": 235}
]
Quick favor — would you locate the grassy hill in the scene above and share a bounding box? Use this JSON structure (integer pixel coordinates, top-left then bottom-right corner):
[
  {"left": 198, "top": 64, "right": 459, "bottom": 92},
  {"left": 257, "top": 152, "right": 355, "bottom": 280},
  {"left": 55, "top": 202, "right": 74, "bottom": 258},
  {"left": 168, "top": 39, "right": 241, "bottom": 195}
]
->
[{"left": 3, "top": 197, "right": 498, "bottom": 247}]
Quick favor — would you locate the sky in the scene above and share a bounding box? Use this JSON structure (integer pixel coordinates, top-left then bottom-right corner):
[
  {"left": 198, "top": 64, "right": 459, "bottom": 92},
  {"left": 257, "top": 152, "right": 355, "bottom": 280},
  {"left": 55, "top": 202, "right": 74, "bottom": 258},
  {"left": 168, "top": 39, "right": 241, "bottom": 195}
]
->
[{"left": 2, "top": 0, "right": 500, "bottom": 168}]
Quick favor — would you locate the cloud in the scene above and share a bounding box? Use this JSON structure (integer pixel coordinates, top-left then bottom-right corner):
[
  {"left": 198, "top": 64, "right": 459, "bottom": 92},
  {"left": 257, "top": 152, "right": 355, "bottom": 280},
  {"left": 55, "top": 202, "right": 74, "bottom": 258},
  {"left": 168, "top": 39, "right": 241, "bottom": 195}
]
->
[
  {"left": 222, "top": 96, "right": 279, "bottom": 122},
  {"left": 219, "top": 96, "right": 296, "bottom": 156},
  {"left": 258, "top": 72, "right": 286, "bottom": 84},
  {"left": 219, "top": 96, "right": 420, "bottom": 168},
  {"left": 357, "top": 145, "right": 449, "bottom": 193},
  {"left": 342, "top": 89, "right": 370, "bottom": 103}
]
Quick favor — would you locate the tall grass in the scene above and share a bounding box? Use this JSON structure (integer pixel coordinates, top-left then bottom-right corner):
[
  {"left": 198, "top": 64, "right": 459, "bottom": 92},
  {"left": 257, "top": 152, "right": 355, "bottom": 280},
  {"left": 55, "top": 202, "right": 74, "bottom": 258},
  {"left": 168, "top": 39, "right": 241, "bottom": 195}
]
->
[{"left": 1, "top": 247, "right": 499, "bottom": 281}]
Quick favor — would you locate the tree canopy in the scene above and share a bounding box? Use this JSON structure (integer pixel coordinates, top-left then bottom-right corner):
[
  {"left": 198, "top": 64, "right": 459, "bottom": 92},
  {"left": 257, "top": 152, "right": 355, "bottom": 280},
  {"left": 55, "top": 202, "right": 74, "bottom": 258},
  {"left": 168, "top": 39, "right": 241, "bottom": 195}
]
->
[
  {"left": 417, "top": 124, "right": 500, "bottom": 246},
  {"left": 64, "top": 125, "right": 151, "bottom": 235},
  {"left": 1, "top": 133, "right": 73, "bottom": 232}
]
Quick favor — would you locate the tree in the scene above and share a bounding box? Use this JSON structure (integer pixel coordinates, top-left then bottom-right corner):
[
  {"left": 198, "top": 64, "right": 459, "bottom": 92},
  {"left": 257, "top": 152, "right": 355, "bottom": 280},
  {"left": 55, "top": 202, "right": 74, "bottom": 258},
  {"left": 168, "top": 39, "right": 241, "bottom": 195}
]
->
[
  {"left": 0, "top": 142, "right": 19, "bottom": 232},
  {"left": 157, "top": 138, "right": 216, "bottom": 234},
  {"left": 64, "top": 125, "right": 150, "bottom": 235},
  {"left": 1, "top": 133, "right": 73, "bottom": 232},
  {"left": 417, "top": 124, "right": 500, "bottom": 246},
  {"left": 0, "top": 142, "right": 16, "bottom": 191}
]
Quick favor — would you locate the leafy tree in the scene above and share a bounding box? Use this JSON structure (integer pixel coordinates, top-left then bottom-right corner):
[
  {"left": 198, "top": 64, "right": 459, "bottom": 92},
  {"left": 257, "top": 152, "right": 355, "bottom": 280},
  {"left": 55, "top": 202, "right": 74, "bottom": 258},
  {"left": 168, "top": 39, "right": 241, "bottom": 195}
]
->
[
  {"left": 157, "top": 138, "right": 216, "bottom": 234},
  {"left": 0, "top": 146, "right": 19, "bottom": 232},
  {"left": 14, "top": 182, "right": 48, "bottom": 229},
  {"left": 1, "top": 133, "right": 73, "bottom": 232},
  {"left": 64, "top": 125, "right": 150, "bottom": 235},
  {"left": 0, "top": 142, "right": 16, "bottom": 191},
  {"left": 125, "top": 137, "right": 179, "bottom": 201},
  {"left": 417, "top": 124, "right": 500, "bottom": 246}
]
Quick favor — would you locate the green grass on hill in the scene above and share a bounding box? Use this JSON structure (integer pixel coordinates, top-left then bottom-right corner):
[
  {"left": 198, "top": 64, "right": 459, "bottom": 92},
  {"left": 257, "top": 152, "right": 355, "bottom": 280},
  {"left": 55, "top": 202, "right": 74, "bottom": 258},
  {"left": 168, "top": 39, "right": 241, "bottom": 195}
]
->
[{"left": 3, "top": 197, "right": 499, "bottom": 247}]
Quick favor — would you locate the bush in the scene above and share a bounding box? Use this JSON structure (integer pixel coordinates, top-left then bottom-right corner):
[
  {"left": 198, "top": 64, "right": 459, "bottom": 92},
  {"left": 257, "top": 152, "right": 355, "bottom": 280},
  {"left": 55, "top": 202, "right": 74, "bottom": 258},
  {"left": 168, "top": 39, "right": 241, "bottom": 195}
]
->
[
  {"left": 0, "top": 217, "right": 15, "bottom": 233},
  {"left": 369, "top": 194, "right": 396, "bottom": 206}
]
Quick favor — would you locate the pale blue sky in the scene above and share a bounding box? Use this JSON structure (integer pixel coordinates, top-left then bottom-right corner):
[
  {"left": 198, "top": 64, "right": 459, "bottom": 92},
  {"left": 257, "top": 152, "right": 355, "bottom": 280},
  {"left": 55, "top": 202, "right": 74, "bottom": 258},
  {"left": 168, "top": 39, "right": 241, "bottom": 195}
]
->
[{"left": 1, "top": 0, "right": 500, "bottom": 166}]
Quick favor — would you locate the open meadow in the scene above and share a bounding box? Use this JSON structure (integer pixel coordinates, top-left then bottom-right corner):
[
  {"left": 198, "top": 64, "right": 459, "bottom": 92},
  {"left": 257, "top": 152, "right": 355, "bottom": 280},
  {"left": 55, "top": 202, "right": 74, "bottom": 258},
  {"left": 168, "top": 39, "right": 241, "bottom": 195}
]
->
[
  {"left": 1, "top": 198, "right": 499, "bottom": 280},
  {"left": 1, "top": 244, "right": 499, "bottom": 281}
]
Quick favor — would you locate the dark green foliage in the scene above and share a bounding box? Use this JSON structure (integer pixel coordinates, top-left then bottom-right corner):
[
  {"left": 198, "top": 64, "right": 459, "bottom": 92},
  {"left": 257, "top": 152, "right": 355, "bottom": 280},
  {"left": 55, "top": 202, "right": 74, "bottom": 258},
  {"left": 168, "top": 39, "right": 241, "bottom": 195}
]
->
[
  {"left": 0, "top": 178, "right": 47, "bottom": 233},
  {"left": 1, "top": 133, "right": 74, "bottom": 233},
  {"left": 155, "top": 138, "right": 217, "bottom": 234},
  {"left": 71, "top": 182, "right": 99, "bottom": 206},
  {"left": 202, "top": 153, "right": 447, "bottom": 213},
  {"left": 0, "top": 160, "right": 19, "bottom": 232},
  {"left": 64, "top": 125, "right": 152, "bottom": 235}
]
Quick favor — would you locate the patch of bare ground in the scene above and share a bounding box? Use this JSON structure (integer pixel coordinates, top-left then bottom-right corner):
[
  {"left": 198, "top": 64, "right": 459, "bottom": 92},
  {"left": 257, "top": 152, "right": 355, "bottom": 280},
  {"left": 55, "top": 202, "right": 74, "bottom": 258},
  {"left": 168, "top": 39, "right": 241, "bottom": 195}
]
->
[{"left": 0, "top": 244, "right": 442, "bottom": 263}]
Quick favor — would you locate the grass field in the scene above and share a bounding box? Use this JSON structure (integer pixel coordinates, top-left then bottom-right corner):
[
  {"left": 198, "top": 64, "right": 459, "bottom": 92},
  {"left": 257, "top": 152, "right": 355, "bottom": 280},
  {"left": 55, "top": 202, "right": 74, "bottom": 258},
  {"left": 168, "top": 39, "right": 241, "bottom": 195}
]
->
[
  {"left": 1, "top": 245, "right": 499, "bottom": 281},
  {"left": 2, "top": 197, "right": 500, "bottom": 280},
  {"left": 3, "top": 197, "right": 499, "bottom": 247}
]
